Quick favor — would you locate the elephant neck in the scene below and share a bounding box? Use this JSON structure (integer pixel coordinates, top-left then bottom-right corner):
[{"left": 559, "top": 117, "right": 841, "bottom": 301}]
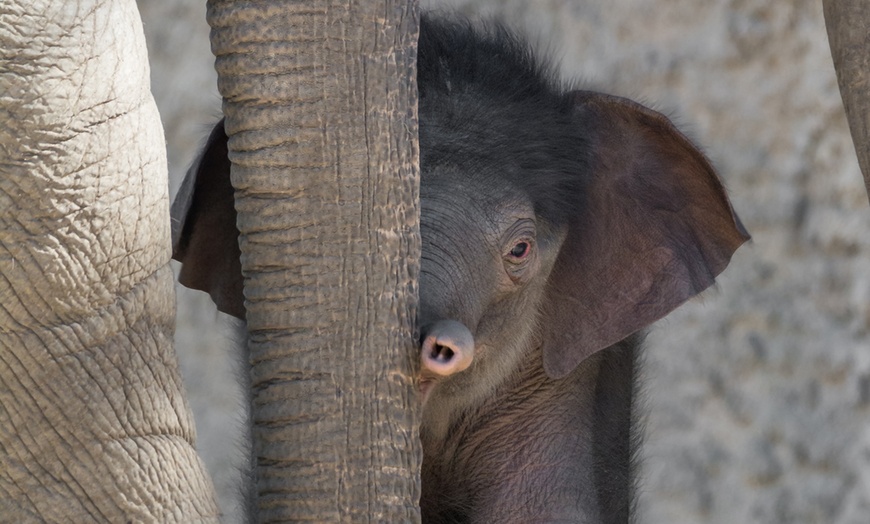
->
[{"left": 420, "top": 336, "right": 639, "bottom": 523}]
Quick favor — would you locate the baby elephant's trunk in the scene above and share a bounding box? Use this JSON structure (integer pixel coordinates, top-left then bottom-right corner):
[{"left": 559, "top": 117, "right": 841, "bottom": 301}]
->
[{"left": 420, "top": 320, "right": 475, "bottom": 377}]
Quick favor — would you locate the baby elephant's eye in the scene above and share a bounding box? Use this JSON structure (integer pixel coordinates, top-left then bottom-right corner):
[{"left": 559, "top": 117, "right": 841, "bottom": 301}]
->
[{"left": 509, "top": 241, "right": 530, "bottom": 259}]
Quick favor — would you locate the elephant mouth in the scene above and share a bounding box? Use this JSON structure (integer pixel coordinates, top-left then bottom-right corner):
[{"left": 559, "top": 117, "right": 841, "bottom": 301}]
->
[{"left": 418, "top": 378, "right": 436, "bottom": 404}]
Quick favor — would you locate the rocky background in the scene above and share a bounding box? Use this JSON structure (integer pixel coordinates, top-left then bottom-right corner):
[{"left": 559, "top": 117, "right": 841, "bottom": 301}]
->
[{"left": 138, "top": 0, "right": 870, "bottom": 522}]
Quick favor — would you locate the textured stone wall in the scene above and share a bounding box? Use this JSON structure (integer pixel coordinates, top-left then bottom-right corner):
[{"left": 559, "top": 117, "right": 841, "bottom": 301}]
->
[{"left": 139, "top": 0, "right": 870, "bottom": 522}]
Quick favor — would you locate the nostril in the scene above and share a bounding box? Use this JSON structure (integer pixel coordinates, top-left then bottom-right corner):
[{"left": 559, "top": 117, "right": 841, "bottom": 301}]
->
[{"left": 430, "top": 343, "right": 455, "bottom": 363}]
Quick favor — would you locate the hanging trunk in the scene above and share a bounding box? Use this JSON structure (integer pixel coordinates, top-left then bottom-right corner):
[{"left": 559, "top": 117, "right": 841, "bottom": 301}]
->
[
  {"left": 0, "top": 0, "right": 219, "bottom": 520},
  {"left": 206, "top": 1, "right": 422, "bottom": 521},
  {"left": 823, "top": 0, "right": 870, "bottom": 199}
]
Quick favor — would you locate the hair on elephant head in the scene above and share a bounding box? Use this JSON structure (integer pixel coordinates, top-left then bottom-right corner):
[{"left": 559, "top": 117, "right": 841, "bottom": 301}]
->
[{"left": 172, "top": 13, "right": 748, "bottom": 524}]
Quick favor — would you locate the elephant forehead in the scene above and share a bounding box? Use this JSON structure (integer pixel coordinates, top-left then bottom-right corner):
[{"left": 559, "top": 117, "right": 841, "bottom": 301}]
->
[{"left": 420, "top": 169, "right": 534, "bottom": 230}]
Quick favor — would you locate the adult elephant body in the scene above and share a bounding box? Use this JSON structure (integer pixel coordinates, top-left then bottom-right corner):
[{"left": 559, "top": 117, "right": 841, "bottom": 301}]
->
[
  {"left": 0, "top": 1, "right": 219, "bottom": 521},
  {"left": 3, "top": 0, "right": 422, "bottom": 520},
  {"left": 175, "top": 15, "right": 747, "bottom": 522}
]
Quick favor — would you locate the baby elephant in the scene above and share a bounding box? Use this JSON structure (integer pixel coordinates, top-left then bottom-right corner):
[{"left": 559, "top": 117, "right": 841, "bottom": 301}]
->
[{"left": 172, "top": 14, "right": 748, "bottom": 524}]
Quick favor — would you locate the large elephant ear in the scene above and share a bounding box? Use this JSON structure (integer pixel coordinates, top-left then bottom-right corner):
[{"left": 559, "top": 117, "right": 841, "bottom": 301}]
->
[
  {"left": 542, "top": 92, "right": 750, "bottom": 379},
  {"left": 171, "top": 119, "right": 246, "bottom": 320}
]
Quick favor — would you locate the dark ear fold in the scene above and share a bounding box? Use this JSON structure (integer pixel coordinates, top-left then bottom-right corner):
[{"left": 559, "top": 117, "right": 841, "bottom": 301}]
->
[
  {"left": 171, "top": 119, "right": 245, "bottom": 320},
  {"left": 542, "top": 92, "right": 749, "bottom": 379}
]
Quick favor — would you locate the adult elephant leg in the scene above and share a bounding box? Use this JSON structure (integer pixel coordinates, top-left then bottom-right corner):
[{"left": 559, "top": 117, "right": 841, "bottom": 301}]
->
[
  {"left": 823, "top": 0, "right": 870, "bottom": 199},
  {"left": 207, "top": 0, "right": 422, "bottom": 521},
  {"left": 0, "top": 1, "right": 219, "bottom": 521}
]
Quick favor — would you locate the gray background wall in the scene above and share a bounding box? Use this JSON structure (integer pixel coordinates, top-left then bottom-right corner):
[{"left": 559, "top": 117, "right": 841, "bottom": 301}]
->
[{"left": 138, "top": 1, "right": 870, "bottom": 522}]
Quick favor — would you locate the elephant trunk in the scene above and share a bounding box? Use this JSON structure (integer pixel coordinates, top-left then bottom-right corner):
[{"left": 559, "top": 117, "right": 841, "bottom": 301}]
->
[
  {"left": 420, "top": 320, "right": 475, "bottom": 377},
  {"left": 206, "top": 0, "right": 423, "bottom": 521}
]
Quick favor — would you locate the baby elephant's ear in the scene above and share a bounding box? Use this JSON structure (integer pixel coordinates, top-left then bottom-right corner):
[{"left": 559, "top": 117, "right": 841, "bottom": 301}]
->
[
  {"left": 171, "top": 119, "right": 246, "bottom": 320},
  {"left": 542, "top": 92, "right": 749, "bottom": 379}
]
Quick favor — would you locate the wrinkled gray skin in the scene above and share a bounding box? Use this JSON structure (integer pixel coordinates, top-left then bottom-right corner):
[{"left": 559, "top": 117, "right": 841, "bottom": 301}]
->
[
  {"left": 173, "top": 15, "right": 748, "bottom": 524},
  {"left": 0, "top": 1, "right": 219, "bottom": 521}
]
